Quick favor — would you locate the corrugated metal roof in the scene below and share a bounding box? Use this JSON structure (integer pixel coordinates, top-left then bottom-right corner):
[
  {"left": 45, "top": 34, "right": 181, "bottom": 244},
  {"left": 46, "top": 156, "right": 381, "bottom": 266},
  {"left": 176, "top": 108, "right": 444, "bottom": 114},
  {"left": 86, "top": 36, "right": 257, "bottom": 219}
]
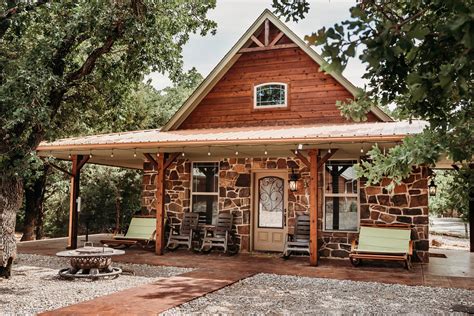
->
[{"left": 37, "top": 120, "right": 427, "bottom": 150}]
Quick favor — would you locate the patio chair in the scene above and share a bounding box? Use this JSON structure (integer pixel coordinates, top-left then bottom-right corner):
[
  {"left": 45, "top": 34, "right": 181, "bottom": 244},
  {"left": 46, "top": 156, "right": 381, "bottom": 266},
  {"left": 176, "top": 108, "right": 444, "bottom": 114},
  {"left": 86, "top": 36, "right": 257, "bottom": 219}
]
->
[
  {"left": 166, "top": 212, "right": 199, "bottom": 250},
  {"left": 100, "top": 216, "right": 156, "bottom": 248},
  {"left": 200, "top": 213, "right": 235, "bottom": 254},
  {"left": 350, "top": 225, "right": 413, "bottom": 270},
  {"left": 282, "top": 214, "right": 310, "bottom": 259}
]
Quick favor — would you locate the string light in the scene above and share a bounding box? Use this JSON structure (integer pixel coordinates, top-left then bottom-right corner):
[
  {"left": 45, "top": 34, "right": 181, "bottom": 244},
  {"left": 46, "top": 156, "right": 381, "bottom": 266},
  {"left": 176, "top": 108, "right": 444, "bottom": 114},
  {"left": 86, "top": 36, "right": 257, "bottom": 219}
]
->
[
  {"left": 181, "top": 147, "right": 185, "bottom": 157},
  {"left": 235, "top": 146, "right": 239, "bottom": 156},
  {"left": 264, "top": 145, "right": 268, "bottom": 156},
  {"left": 328, "top": 143, "right": 332, "bottom": 154},
  {"left": 89, "top": 150, "right": 93, "bottom": 158},
  {"left": 133, "top": 148, "right": 137, "bottom": 158},
  {"left": 68, "top": 151, "right": 71, "bottom": 159},
  {"left": 360, "top": 144, "right": 364, "bottom": 154},
  {"left": 110, "top": 149, "right": 114, "bottom": 158},
  {"left": 157, "top": 148, "right": 160, "bottom": 157},
  {"left": 207, "top": 146, "right": 211, "bottom": 156}
]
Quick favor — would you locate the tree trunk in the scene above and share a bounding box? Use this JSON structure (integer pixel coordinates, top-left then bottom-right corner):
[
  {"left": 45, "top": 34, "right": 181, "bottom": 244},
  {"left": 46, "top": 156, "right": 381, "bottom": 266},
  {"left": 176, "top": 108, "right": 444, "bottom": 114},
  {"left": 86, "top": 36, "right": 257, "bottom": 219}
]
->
[
  {"left": 21, "top": 165, "right": 49, "bottom": 241},
  {"left": 0, "top": 176, "right": 23, "bottom": 278}
]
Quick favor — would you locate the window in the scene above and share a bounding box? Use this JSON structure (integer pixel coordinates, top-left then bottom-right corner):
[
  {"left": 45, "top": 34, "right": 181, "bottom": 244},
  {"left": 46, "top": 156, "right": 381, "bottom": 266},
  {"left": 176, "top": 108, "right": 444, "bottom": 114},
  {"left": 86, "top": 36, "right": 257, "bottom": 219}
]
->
[
  {"left": 254, "top": 83, "right": 287, "bottom": 108},
  {"left": 324, "top": 160, "right": 359, "bottom": 231},
  {"left": 191, "top": 162, "right": 219, "bottom": 225}
]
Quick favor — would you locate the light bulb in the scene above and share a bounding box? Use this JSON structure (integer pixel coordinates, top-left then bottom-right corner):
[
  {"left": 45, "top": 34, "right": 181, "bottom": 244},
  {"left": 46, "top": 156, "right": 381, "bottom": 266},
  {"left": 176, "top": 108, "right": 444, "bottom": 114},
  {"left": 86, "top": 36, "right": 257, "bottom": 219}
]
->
[
  {"left": 235, "top": 150, "right": 239, "bottom": 156},
  {"left": 264, "top": 150, "right": 268, "bottom": 155},
  {"left": 328, "top": 148, "right": 332, "bottom": 154},
  {"left": 110, "top": 150, "right": 114, "bottom": 158},
  {"left": 181, "top": 152, "right": 185, "bottom": 157},
  {"left": 89, "top": 151, "right": 93, "bottom": 158},
  {"left": 68, "top": 152, "right": 71, "bottom": 159},
  {"left": 133, "top": 149, "right": 137, "bottom": 158}
]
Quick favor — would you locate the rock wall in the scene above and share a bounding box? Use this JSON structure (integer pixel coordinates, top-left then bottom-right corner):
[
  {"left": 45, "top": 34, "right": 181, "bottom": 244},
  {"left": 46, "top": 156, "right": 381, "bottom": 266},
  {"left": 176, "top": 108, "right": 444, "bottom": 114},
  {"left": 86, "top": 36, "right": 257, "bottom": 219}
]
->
[{"left": 141, "top": 158, "right": 429, "bottom": 261}]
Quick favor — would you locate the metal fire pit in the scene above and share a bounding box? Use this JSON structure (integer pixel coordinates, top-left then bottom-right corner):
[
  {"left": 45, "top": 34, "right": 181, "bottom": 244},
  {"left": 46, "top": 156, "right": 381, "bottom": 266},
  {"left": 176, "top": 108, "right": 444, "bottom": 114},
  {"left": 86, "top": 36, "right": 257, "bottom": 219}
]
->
[{"left": 56, "top": 242, "right": 125, "bottom": 280}]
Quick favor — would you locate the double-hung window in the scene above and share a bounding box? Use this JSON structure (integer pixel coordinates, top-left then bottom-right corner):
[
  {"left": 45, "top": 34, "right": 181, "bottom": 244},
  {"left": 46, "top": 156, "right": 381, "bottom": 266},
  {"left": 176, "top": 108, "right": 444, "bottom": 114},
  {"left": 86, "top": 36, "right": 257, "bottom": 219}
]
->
[
  {"left": 324, "top": 160, "right": 359, "bottom": 231},
  {"left": 191, "top": 162, "right": 219, "bottom": 225}
]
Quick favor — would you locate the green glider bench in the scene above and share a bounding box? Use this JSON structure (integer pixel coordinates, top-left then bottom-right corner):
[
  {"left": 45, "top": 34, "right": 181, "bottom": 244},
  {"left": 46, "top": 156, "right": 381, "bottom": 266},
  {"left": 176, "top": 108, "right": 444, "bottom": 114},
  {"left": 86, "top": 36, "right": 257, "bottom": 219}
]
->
[
  {"left": 350, "top": 225, "right": 413, "bottom": 270},
  {"left": 100, "top": 217, "right": 156, "bottom": 249}
]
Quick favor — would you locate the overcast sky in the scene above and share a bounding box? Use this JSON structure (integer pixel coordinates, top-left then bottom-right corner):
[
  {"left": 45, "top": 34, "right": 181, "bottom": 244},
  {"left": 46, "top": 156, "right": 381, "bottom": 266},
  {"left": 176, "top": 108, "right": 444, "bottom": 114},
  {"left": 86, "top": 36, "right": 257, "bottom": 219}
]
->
[{"left": 146, "top": 0, "right": 366, "bottom": 90}]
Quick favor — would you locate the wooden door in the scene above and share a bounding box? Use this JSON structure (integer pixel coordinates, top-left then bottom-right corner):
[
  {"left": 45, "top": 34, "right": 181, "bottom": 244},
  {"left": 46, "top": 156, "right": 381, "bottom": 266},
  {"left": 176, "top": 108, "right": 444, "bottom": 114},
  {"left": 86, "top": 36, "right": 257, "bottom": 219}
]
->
[{"left": 253, "top": 172, "right": 288, "bottom": 252}]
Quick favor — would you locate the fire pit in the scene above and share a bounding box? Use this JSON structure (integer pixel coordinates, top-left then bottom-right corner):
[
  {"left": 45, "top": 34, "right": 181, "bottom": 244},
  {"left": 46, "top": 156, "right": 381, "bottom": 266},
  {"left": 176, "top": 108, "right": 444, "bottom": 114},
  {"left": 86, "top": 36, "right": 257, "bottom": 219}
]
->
[{"left": 56, "top": 242, "right": 125, "bottom": 280}]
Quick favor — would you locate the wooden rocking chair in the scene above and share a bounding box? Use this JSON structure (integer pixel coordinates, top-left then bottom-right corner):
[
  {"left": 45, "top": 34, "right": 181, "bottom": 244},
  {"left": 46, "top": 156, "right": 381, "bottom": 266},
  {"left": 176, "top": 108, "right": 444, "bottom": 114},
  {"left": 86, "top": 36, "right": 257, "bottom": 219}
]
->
[
  {"left": 166, "top": 212, "right": 199, "bottom": 250},
  {"left": 200, "top": 213, "right": 235, "bottom": 254},
  {"left": 282, "top": 214, "right": 310, "bottom": 259}
]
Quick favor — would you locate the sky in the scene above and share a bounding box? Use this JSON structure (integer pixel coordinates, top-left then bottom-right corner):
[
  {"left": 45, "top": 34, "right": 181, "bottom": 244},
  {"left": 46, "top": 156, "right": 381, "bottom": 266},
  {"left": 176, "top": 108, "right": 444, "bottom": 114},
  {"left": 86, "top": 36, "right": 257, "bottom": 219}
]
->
[{"left": 145, "top": 0, "right": 366, "bottom": 90}]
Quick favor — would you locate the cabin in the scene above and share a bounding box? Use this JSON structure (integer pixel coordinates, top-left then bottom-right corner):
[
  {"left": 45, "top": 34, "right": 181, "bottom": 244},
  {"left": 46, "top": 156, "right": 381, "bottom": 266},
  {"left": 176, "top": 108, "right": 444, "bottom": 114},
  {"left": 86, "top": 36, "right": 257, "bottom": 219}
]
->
[{"left": 37, "top": 10, "right": 430, "bottom": 265}]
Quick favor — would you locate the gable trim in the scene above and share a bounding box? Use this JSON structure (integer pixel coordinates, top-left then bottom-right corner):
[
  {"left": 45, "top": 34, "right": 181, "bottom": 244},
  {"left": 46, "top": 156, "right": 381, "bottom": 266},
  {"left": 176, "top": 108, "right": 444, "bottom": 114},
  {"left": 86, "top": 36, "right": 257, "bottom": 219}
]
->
[{"left": 162, "top": 9, "right": 391, "bottom": 131}]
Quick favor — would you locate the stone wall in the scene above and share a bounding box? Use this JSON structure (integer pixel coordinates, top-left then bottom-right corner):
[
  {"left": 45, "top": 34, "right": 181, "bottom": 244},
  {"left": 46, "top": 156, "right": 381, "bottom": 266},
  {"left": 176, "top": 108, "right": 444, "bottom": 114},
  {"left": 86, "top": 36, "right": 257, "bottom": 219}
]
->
[{"left": 140, "top": 157, "right": 429, "bottom": 262}]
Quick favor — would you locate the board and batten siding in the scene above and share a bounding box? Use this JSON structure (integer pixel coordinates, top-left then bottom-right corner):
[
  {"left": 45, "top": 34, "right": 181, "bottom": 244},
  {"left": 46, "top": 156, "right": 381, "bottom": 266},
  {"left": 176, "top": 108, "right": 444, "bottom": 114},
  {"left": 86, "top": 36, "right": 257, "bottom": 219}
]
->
[{"left": 178, "top": 47, "right": 381, "bottom": 130}]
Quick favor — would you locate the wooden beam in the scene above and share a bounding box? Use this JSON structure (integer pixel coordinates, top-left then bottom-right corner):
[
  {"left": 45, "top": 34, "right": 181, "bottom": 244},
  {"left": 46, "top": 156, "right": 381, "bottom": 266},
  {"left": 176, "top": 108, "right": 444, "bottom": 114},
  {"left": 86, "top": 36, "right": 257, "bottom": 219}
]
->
[
  {"left": 269, "top": 31, "right": 284, "bottom": 47},
  {"left": 238, "top": 43, "right": 298, "bottom": 53},
  {"left": 317, "top": 149, "right": 338, "bottom": 170},
  {"left": 164, "top": 152, "right": 180, "bottom": 170},
  {"left": 155, "top": 153, "right": 166, "bottom": 255},
  {"left": 77, "top": 155, "right": 89, "bottom": 171},
  {"left": 250, "top": 35, "right": 264, "bottom": 47},
  {"left": 264, "top": 19, "right": 270, "bottom": 46},
  {"left": 67, "top": 155, "right": 82, "bottom": 249},
  {"left": 143, "top": 153, "right": 158, "bottom": 167},
  {"left": 291, "top": 150, "right": 311, "bottom": 168},
  {"left": 45, "top": 160, "right": 72, "bottom": 177},
  {"left": 308, "top": 149, "right": 319, "bottom": 266}
]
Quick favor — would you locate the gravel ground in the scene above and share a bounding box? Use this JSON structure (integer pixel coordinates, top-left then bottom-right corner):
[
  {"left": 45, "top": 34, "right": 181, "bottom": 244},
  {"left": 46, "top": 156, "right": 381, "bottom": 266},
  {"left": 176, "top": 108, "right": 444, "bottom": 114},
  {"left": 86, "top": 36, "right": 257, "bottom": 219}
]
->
[
  {"left": 0, "top": 254, "right": 191, "bottom": 315},
  {"left": 163, "top": 273, "right": 474, "bottom": 315}
]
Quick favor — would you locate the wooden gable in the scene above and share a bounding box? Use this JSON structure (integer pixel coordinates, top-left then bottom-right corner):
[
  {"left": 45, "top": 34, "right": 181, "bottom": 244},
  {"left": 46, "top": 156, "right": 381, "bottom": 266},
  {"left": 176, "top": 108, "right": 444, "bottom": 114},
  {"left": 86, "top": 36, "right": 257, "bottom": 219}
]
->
[{"left": 164, "top": 11, "right": 389, "bottom": 131}]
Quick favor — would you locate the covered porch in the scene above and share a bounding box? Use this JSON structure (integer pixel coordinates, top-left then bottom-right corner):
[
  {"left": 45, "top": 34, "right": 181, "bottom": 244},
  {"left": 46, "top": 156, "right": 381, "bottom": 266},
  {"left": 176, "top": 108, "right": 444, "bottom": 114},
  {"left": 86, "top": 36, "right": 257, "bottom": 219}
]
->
[{"left": 36, "top": 120, "right": 431, "bottom": 265}]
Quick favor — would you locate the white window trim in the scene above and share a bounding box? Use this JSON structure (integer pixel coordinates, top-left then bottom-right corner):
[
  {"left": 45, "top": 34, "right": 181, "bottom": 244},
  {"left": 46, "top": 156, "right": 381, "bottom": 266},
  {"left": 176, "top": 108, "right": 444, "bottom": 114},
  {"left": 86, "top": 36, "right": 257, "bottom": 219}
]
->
[
  {"left": 190, "top": 161, "right": 220, "bottom": 222},
  {"left": 322, "top": 159, "right": 360, "bottom": 233},
  {"left": 253, "top": 82, "right": 288, "bottom": 109}
]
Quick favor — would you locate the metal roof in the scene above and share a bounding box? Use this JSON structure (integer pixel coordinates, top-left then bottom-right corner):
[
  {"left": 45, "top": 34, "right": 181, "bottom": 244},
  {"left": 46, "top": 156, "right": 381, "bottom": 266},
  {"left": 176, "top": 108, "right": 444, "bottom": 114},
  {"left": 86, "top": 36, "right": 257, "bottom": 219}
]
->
[{"left": 37, "top": 120, "right": 427, "bottom": 151}]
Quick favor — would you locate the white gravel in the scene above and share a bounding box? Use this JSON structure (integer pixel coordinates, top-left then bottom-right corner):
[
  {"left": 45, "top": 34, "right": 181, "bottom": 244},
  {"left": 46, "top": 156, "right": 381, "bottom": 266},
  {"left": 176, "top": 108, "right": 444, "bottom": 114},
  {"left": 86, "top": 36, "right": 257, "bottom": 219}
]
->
[
  {"left": 0, "top": 254, "right": 191, "bottom": 315},
  {"left": 163, "top": 273, "right": 474, "bottom": 315}
]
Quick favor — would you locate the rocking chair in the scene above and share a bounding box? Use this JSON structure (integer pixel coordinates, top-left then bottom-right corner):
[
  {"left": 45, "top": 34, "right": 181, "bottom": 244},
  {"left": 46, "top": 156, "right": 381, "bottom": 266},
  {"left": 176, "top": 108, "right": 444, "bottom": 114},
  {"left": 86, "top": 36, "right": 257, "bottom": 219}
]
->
[
  {"left": 283, "top": 214, "right": 310, "bottom": 259},
  {"left": 166, "top": 212, "right": 199, "bottom": 250},
  {"left": 200, "top": 213, "right": 235, "bottom": 254}
]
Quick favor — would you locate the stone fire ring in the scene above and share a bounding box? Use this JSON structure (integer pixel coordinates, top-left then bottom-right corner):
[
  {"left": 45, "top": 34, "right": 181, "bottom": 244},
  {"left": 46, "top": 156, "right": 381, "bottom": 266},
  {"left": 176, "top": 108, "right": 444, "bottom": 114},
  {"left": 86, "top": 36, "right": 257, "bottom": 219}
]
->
[{"left": 56, "top": 245, "right": 125, "bottom": 280}]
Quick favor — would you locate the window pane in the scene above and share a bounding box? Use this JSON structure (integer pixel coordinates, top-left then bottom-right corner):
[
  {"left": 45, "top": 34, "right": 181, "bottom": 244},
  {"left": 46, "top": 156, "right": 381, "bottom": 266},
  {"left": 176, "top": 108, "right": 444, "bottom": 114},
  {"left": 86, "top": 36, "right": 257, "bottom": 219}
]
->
[
  {"left": 324, "top": 160, "right": 358, "bottom": 194},
  {"left": 192, "top": 195, "right": 218, "bottom": 225},
  {"left": 256, "top": 84, "right": 286, "bottom": 107},
  {"left": 192, "top": 162, "right": 218, "bottom": 192},
  {"left": 324, "top": 196, "right": 358, "bottom": 231}
]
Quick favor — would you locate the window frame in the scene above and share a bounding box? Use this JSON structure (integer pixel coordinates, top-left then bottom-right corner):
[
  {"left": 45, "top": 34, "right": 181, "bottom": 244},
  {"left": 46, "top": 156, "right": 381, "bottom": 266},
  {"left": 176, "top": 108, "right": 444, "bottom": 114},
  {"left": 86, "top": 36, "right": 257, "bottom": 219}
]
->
[
  {"left": 253, "top": 82, "right": 288, "bottom": 109},
  {"left": 322, "top": 159, "right": 360, "bottom": 233},
  {"left": 190, "top": 161, "right": 220, "bottom": 225}
]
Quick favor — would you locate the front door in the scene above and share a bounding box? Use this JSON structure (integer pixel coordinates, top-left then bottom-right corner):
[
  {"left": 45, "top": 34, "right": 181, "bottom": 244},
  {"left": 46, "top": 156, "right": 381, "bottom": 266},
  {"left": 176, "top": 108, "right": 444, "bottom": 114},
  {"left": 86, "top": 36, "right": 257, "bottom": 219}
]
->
[{"left": 253, "top": 172, "right": 288, "bottom": 252}]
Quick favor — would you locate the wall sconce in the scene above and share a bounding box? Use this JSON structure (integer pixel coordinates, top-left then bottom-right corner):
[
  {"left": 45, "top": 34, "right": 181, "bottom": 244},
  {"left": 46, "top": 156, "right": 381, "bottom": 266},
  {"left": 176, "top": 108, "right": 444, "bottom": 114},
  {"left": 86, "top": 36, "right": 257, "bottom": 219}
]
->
[
  {"left": 289, "top": 168, "right": 299, "bottom": 192},
  {"left": 429, "top": 178, "right": 437, "bottom": 196}
]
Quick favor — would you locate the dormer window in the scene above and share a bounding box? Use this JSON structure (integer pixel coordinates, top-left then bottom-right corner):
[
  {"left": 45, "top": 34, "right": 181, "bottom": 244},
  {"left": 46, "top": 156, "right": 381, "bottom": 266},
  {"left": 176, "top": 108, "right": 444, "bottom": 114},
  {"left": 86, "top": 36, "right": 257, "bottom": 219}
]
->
[{"left": 254, "top": 83, "right": 287, "bottom": 109}]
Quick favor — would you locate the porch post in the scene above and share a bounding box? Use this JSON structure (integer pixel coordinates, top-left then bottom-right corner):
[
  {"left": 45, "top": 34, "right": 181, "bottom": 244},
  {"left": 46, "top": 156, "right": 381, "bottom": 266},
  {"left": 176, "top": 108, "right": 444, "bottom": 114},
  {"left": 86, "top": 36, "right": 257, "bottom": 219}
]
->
[
  {"left": 155, "top": 153, "right": 165, "bottom": 255},
  {"left": 67, "top": 154, "right": 88, "bottom": 249},
  {"left": 308, "top": 149, "right": 319, "bottom": 266}
]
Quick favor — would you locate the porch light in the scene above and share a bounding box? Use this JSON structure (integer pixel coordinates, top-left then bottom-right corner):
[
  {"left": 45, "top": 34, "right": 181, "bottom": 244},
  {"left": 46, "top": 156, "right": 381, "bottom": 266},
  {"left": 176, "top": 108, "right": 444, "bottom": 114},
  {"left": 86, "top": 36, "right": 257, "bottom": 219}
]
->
[
  {"left": 429, "top": 178, "right": 437, "bottom": 196},
  {"left": 289, "top": 168, "right": 299, "bottom": 192}
]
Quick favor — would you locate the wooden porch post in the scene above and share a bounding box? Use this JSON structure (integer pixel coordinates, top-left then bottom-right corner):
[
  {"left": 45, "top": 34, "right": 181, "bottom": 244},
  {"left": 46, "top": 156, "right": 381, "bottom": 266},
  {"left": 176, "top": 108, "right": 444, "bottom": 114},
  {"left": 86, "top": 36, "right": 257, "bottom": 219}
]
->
[
  {"left": 308, "top": 149, "right": 319, "bottom": 266},
  {"left": 155, "top": 153, "right": 166, "bottom": 255},
  {"left": 67, "top": 154, "right": 89, "bottom": 249}
]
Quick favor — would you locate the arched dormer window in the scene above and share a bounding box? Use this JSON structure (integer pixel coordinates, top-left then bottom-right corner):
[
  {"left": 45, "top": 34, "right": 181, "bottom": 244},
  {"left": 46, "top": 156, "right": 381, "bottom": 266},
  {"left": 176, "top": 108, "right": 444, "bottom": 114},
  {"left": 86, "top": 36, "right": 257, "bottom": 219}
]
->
[{"left": 254, "top": 83, "right": 287, "bottom": 109}]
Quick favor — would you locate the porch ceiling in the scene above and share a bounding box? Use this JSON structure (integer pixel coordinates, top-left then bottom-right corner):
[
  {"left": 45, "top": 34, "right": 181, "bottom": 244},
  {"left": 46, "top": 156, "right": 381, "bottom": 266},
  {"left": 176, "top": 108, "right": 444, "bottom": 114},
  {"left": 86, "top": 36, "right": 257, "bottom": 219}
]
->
[{"left": 36, "top": 120, "right": 427, "bottom": 169}]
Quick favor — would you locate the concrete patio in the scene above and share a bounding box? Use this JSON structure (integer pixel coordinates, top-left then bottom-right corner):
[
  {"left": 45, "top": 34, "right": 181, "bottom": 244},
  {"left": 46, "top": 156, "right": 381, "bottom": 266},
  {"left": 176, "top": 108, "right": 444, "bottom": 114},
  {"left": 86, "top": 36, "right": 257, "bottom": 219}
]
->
[{"left": 16, "top": 234, "right": 474, "bottom": 315}]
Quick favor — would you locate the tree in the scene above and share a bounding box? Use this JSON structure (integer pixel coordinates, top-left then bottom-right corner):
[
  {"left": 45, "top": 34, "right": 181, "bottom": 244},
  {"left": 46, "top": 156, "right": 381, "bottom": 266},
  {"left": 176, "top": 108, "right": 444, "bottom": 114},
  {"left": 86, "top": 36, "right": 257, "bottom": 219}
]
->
[
  {"left": 429, "top": 170, "right": 469, "bottom": 220},
  {"left": 0, "top": 0, "right": 216, "bottom": 277}
]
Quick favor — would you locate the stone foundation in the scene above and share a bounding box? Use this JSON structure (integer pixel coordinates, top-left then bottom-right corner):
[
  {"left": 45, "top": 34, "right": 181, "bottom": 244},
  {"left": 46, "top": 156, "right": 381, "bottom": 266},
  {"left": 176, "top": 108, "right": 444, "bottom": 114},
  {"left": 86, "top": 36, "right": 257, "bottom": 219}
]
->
[{"left": 141, "top": 157, "right": 429, "bottom": 262}]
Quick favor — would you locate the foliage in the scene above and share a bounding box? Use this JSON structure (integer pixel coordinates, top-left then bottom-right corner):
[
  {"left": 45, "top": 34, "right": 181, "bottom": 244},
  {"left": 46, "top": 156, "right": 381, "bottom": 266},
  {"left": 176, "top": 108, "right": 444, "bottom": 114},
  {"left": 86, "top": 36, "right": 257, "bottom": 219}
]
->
[
  {"left": 272, "top": 0, "right": 310, "bottom": 22},
  {"left": 429, "top": 170, "right": 470, "bottom": 221},
  {"left": 273, "top": 0, "right": 474, "bottom": 185},
  {"left": 0, "top": 0, "right": 216, "bottom": 179}
]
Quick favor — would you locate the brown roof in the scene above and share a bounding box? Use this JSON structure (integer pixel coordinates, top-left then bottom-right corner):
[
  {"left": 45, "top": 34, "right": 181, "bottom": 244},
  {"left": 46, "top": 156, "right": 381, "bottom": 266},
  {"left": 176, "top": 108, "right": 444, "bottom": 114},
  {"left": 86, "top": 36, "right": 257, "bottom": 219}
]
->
[{"left": 37, "top": 120, "right": 427, "bottom": 151}]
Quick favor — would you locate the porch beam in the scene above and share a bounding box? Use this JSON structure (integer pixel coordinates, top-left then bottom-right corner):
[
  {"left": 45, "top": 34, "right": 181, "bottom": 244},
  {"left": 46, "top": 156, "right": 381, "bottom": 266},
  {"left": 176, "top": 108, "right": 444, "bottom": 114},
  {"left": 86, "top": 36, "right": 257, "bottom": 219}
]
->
[
  {"left": 164, "top": 152, "right": 180, "bottom": 170},
  {"left": 155, "top": 153, "right": 166, "bottom": 255},
  {"left": 238, "top": 43, "right": 298, "bottom": 53},
  {"left": 67, "top": 154, "right": 88, "bottom": 249},
  {"left": 317, "top": 149, "right": 338, "bottom": 170},
  {"left": 291, "top": 150, "right": 311, "bottom": 168},
  {"left": 43, "top": 160, "right": 72, "bottom": 177},
  {"left": 143, "top": 153, "right": 158, "bottom": 168},
  {"left": 308, "top": 149, "right": 319, "bottom": 266}
]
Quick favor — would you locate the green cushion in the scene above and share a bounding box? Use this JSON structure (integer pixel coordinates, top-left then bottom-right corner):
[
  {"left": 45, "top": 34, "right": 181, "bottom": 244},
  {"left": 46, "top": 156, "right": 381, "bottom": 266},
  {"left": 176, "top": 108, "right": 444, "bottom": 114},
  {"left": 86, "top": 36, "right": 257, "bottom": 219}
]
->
[
  {"left": 116, "top": 217, "right": 156, "bottom": 241},
  {"left": 356, "top": 226, "right": 410, "bottom": 254}
]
